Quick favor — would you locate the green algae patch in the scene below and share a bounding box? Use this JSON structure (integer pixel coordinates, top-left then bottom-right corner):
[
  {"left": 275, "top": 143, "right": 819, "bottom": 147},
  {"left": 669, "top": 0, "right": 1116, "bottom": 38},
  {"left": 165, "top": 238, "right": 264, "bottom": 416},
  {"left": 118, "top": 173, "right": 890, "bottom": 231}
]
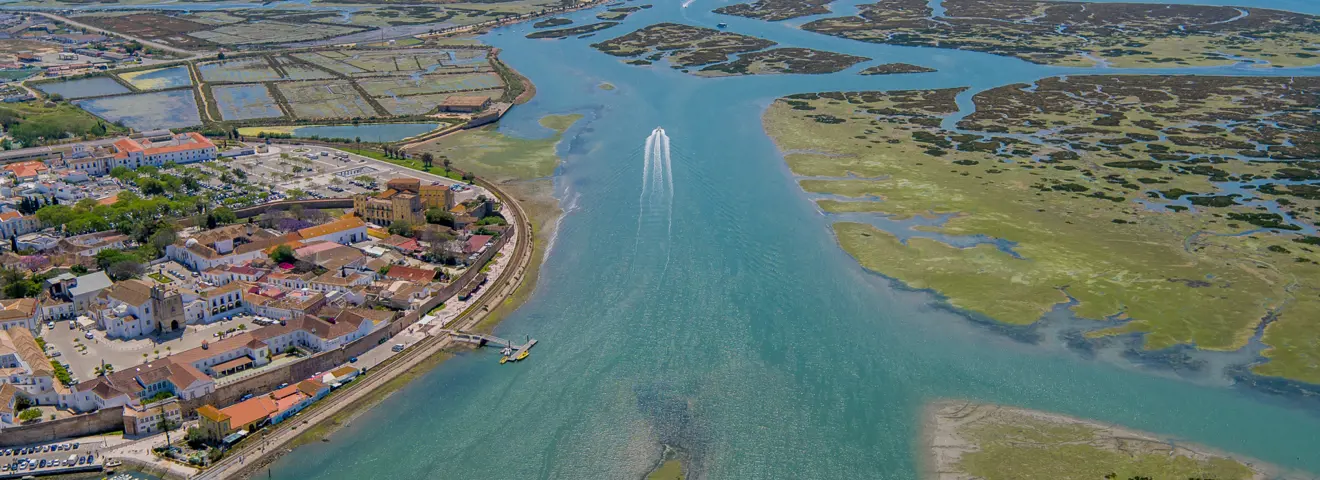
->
[
  {"left": 766, "top": 78, "right": 1320, "bottom": 383},
  {"left": 599, "top": 82, "right": 616, "bottom": 91},
  {"left": 647, "top": 459, "right": 684, "bottom": 480},
  {"left": 926, "top": 401, "right": 1270, "bottom": 480}
]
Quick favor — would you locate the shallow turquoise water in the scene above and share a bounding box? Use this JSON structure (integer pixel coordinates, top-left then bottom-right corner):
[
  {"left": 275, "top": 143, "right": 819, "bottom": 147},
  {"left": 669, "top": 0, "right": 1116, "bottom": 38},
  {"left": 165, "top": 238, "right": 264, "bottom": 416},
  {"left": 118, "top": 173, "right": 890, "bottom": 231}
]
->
[
  {"left": 34, "top": 77, "right": 129, "bottom": 99},
  {"left": 188, "top": 0, "right": 1320, "bottom": 478},
  {"left": 124, "top": 65, "right": 193, "bottom": 90},
  {"left": 75, "top": 89, "right": 199, "bottom": 130}
]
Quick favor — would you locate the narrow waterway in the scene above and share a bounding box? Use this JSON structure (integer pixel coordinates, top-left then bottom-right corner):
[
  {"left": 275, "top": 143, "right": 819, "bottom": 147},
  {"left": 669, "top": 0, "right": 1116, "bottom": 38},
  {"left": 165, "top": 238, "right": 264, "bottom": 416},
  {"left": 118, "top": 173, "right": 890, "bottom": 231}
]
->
[{"left": 91, "top": 0, "right": 1314, "bottom": 477}]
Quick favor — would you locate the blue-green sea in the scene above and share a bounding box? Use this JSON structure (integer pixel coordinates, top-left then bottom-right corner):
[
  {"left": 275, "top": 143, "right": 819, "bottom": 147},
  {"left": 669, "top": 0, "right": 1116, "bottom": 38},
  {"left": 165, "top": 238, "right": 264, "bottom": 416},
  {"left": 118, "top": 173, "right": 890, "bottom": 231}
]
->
[{"left": 51, "top": 0, "right": 1320, "bottom": 477}]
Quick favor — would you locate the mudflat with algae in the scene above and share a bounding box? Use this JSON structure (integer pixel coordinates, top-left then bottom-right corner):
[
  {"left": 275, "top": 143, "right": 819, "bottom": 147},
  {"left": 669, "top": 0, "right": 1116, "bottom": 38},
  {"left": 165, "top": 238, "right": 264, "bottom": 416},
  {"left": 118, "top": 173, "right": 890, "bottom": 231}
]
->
[
  {"left": 924, "top": 401, "right": 1292, "bottom": 480},
  {"left": 763, "top": 76, "right": 1320, "bottom": 385},
  {"left": 800, "top": 0, "right": 1320, "bottom": 68}
]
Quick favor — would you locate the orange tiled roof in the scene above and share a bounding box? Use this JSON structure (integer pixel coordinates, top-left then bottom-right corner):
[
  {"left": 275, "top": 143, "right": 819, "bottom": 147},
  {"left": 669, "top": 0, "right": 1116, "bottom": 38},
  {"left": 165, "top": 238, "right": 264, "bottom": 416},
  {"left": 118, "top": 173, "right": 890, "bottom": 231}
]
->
[{"left": 297, "top": 217, "right": 365, "bottom": 241}]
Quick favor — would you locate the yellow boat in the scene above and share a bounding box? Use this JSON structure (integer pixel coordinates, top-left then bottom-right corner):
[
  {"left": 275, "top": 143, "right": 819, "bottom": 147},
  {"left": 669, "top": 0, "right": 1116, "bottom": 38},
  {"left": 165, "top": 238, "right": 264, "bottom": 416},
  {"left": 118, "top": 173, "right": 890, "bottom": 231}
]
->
[
  {"left": 499, "top": 356, "right": 509, "bottom": 364},
  {"left": 515, "top": 350, "right": 530, "bottom": 361}
]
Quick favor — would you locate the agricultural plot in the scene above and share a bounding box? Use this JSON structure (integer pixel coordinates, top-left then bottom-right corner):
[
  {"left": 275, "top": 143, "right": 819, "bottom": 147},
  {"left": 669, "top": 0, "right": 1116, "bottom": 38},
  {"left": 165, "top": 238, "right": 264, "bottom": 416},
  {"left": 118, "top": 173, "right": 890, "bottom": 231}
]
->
[
  {"left": 376, "top": 89, "right": 502, "bottom": 116},
  {"left": 34, "top": 77, "right": 129, "bottom": 99},
  {"left": 212, "top": 84, "right": 284, "bottom": 121},
  {"left": 188, "top": 21, "right": 365, "bottom": 46},
  {"left": 118, "top": 65, "right": 193, "bottom": 91},
  {"left": 357, "top": 72, "right": 502, "bottom": 97},
  {"left": 181, "top": 11, "right": 246, "bottom": 26},
  {"left": 198, "top": 57, "right": 283, "bottom": 83},
  {"left": 73, "top": 12, "right": 216, "bottom": 49},
  {"left": 277, "top": 81, "right": 379, "bottom": 119},
  {"left": 76, "top": 89, "right": 200, "bottom": 130}
]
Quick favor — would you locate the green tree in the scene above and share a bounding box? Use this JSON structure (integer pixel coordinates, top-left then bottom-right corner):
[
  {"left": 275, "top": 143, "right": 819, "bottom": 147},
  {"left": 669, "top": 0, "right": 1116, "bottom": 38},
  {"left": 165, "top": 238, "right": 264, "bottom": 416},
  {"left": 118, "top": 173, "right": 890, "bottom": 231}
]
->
[
  {"left": 388, "top": 220, "right": 414, "bottom": 237},
  {"left": 421, "top": 152, "right": 434, "bottom": 169},
  {"left": 211, "top": 207, "right": 237, "bottom": 225},
  {"left": 17, "top": 408, "right": 40, "bottom": 423},
  {"left": 270, "top": 244, "right": 297, "bottom": 264},
  {"left": 425, "top": 208, "right": 454, "bottom": 226},
  {"left": 71, "top": 265, "right": 88, "bottom": 275}
]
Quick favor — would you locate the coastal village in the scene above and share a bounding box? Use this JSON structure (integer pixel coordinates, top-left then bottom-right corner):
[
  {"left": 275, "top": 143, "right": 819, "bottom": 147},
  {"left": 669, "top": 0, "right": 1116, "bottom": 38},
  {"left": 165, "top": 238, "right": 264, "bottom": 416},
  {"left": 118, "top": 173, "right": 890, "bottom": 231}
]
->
[{"left": 0, "top": 125, "right": 521, "bottom": 476}]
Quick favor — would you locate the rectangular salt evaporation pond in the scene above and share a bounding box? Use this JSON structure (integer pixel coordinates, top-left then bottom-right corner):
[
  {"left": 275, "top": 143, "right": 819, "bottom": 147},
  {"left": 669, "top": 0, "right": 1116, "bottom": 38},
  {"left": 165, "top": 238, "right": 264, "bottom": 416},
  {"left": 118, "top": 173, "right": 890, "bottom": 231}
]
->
[
  {"left": 34, "top": 77, "right": 129, "bottom": 99},
  {"left": 198, "top": 57, "right": 283, "bottom": 83},
  {"left": 213, "top": 84, "right": 283, "bottom": 121},
  {"left": 118, "top": 65, "right": 193, "bottom": 91},
  {"left": 76, "top": 89, "right": 201, "bottom": 131}
]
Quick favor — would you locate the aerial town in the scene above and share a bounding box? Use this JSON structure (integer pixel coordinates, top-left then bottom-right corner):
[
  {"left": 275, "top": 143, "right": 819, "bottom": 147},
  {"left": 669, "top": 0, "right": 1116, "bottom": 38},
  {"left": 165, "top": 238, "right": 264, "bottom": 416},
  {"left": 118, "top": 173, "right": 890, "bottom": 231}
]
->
[
  {"left": 0, "top": 125, "right": 516, "bottom": 476},
  {"left": 3, "top": 0, "right": 1319, "bottom": 478}
]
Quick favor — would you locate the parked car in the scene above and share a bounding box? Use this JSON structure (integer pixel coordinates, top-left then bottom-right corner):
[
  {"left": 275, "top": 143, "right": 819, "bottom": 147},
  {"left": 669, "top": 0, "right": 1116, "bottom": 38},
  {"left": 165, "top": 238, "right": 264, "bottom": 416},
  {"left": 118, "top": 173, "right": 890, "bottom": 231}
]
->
[{"left": 84, "top": 332, "right": 93, "bottom": 340}]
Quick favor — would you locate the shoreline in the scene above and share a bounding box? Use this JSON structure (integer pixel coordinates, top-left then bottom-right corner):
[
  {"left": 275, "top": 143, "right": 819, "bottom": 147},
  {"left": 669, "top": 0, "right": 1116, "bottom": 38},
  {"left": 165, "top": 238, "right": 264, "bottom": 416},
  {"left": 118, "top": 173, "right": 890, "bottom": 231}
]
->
[{"left": 196, "top": 150, "right": 539, "bottom": 479}]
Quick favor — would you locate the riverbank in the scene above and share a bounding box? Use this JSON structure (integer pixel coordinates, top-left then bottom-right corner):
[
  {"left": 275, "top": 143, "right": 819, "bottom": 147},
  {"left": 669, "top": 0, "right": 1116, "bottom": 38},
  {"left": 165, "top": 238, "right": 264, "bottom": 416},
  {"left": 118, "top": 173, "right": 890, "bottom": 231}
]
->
[{"left": 923, "top": 400, "right": 1297, "bottom": 480}]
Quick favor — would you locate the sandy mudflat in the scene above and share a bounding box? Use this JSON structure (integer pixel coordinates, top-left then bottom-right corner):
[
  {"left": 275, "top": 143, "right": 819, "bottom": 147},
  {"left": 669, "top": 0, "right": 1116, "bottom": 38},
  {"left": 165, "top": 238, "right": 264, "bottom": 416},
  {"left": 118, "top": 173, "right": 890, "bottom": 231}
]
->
[{"left": 922, "top": 400, "right": 1299, "bottom": 480}]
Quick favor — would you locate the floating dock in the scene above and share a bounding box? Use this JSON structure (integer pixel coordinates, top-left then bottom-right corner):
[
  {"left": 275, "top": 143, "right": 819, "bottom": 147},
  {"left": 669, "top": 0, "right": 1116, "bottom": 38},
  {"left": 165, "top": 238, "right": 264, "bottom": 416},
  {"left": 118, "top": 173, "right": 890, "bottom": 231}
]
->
[{"left": 448, "top": 331, "right": 537, "bottom": 363}]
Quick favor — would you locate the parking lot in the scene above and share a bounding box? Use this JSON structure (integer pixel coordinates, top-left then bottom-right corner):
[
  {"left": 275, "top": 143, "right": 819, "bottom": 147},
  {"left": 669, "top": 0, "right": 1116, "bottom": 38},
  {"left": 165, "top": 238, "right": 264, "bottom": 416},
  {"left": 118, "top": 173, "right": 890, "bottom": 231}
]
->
[
  {"left": 43, "top": 311, "right": 262, "bottom": 381},
  {"left": 0, "top": 438, "right": 109, "bottom": 476},
  {"left": 227, "top": 144, "right": 466, "bottom": 199}
]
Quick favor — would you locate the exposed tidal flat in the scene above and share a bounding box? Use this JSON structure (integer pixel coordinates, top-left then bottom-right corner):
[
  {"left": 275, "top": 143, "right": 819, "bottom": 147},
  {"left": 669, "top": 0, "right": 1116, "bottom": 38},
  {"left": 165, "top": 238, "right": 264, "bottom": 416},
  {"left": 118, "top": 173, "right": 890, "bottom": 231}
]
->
[{"left": 924, "top": 400, "right": 1303, "bottom": 480}]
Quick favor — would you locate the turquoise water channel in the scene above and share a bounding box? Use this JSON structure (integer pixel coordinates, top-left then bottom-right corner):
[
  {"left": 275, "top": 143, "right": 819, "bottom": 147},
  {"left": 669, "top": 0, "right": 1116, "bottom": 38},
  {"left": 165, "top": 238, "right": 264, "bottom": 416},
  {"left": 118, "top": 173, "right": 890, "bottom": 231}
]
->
[{"left": 51, "top": 0, "right": 1320, "bottom": 477}]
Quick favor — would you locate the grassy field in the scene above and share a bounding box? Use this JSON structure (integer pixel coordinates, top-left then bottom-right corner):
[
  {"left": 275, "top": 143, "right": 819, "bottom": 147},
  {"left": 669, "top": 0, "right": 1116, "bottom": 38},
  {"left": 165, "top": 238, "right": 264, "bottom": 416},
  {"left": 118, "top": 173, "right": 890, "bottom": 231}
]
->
[
  {"left": 763, "top": 81, "right": 1320, "bottom": 384},
  {"left": 411, "top": 114, "right": 581, "bottom": 183},
  {"left": 0, "top": 100, "right": 127, "bottom": 146}
]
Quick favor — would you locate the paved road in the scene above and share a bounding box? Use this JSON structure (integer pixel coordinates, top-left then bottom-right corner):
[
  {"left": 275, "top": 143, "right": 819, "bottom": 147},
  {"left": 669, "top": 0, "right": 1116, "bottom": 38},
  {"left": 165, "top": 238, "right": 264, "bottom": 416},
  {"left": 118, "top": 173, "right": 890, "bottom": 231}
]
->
[{"left": 195, "top": 167, "right": 534, "bottom": 480}]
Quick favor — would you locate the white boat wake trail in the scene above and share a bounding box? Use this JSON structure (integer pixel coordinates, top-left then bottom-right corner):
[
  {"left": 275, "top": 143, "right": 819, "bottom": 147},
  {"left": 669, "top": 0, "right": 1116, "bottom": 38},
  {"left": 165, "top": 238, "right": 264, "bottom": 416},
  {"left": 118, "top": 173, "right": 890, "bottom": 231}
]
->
[{"left": 636, "top": 127, "right": 675, "bottom": 278}]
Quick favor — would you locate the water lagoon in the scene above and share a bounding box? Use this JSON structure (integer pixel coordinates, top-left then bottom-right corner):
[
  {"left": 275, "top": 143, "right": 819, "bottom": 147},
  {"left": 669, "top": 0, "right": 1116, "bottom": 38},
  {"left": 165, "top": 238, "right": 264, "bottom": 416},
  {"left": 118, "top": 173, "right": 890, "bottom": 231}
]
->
[
  {"left": 118, "top": 65, "right": 193, "bottom": 91},
  {"left": 34, "top": 76, "right": 129, "bottom": 99},
  {"left": 76, "top": 89, "right": 200, "bottom": 130},
  {"left": 213, "top": 84, "right": 283, "bottom": 121}
]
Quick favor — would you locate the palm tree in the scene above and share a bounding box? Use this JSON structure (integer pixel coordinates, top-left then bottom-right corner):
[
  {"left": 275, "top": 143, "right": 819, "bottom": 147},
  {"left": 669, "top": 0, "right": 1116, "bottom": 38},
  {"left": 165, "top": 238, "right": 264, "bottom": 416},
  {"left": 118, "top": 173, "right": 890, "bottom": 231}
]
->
[
  {"left": 94, "top": 361, "right": 114, "bottom": 377},
  {"left": 158, "top": 415, "right": 177, "bottom": 448},
  {"left": 421, "top": 153, "right": 434, "bottom": 169}
]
